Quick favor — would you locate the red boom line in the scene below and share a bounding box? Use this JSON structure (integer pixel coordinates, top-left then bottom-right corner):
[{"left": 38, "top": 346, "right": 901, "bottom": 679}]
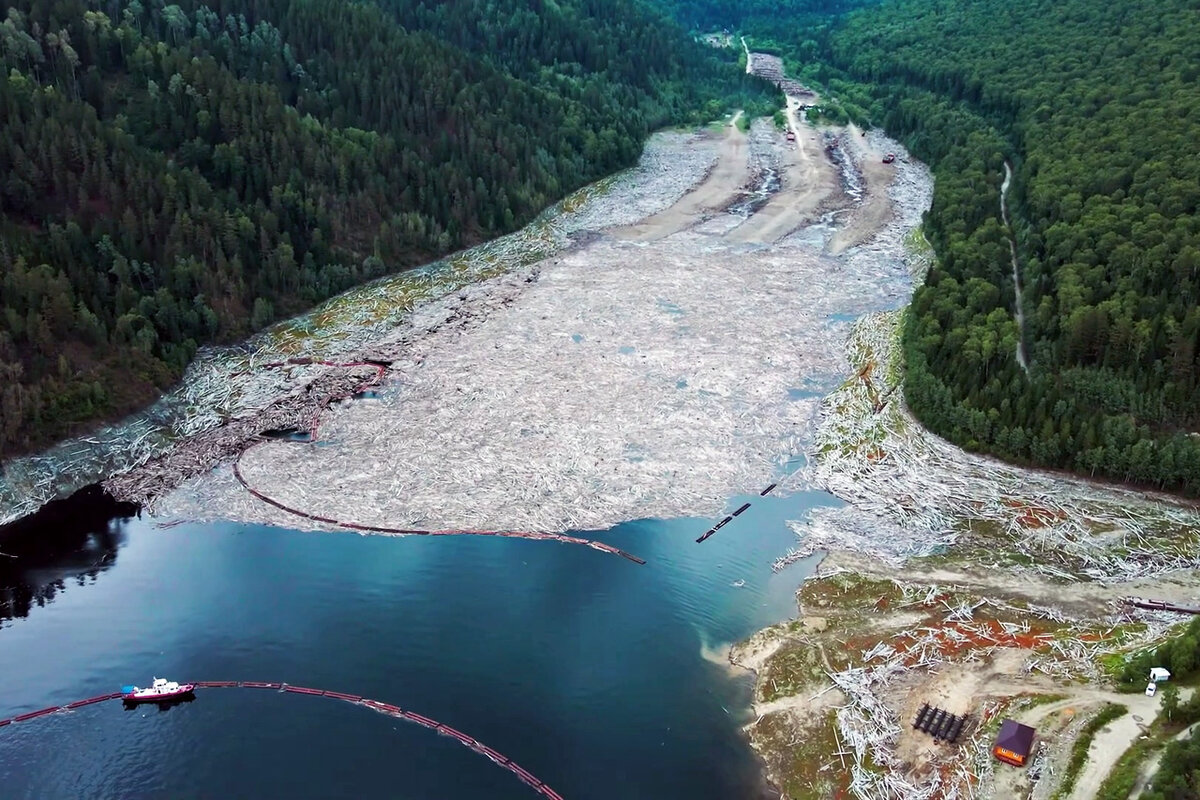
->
[
  {"left": 0, "top": 682, "right": 564, "bottom": 800},
  {"left": 231, "top": 359, "right": 645, "bottom": 565}
]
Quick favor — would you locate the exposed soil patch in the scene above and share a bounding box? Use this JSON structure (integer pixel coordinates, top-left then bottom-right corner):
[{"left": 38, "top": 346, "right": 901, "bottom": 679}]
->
[
  {"left": 726, "top": 96, "right": 842, "bottom": 244},
  {"left": 614, "top": 115, "right": 752, "bottom": 241}
]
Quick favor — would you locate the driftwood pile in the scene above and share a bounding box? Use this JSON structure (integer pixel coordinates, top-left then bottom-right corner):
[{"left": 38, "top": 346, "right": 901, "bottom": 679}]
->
[
  {"left": 104, "top": 363, "right": 384, "bottom": 508},
  {"left": 105, "top": 267, "right": 541, "bottom": 510},
  {"left": 156, "top": 232, "right": 859, "bottom": 532},
  {"left": 1, "top": 131, "right": 722, "bottom": 525},
  {"left": 727, "top": 119, "right": 784, "bottom": 219},
  {"left": 783, "top": 310, "right": 1200, "bottom": 581},
  {"left": 147, "top": 122, "right": 930, "bottom": 535}
]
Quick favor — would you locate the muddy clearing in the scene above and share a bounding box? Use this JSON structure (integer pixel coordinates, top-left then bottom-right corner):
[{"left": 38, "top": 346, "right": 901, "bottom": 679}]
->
[
  {"left": 615, "top": 113, "right": 752, "bottom": 241},
  {"left": 726, "top": 96, "right": 842, "bottom": 245}
]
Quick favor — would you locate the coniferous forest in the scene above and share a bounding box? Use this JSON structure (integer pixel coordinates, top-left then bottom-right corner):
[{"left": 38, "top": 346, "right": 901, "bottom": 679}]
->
[
  {"left": 657, "top": 0, "right": 1200, "bottom": 496},
  {"left": 0, "top": 0, "right": 775, "bottom": 458},
  {"left": 823, "top": 0, "right": 1200, "bottom": 497}
]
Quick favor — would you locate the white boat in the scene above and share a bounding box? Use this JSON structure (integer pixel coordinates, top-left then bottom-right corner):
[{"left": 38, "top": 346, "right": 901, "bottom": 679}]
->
[{"left": 122, "top": 677, "right": 196, "bottom": 703}]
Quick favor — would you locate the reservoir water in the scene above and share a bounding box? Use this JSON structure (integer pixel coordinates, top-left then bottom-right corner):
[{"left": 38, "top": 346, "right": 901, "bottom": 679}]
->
[{"left": 0, "top": 485, "right": 834, "bottom": 799}]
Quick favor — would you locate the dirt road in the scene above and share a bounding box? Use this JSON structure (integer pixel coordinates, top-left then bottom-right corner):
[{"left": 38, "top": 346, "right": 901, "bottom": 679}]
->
[
  {"left": 829, "top": 123, "right": 895, "bottom": 254},
  {"left": 1065, "top": 692, "right": 1159, "bottom": 800},
  {"left": 614, "top": 112, "right": 751, "bottom": 241},
  {"left": 821, "top": 548, "right": 1200, "bottom": 618},
  {"left": 726, "top": 96, "right": 839, "bottom": 244}
]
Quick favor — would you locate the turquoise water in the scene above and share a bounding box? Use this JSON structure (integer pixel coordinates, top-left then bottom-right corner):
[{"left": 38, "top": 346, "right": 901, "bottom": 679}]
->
[{"left": 0, "top": 485, "right": 837, "bottom": 799}]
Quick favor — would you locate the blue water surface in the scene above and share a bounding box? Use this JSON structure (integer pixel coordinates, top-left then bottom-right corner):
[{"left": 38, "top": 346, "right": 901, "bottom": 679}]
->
[{"left": 0, "top": 485, "right": 835, "bottom": 799}]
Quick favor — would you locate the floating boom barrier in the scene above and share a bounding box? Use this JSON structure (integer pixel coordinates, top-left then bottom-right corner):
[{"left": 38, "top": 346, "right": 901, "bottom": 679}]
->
[
  {"left": 696, "top": 481, "right": 774, "bottom": 543},
  {"left": 231, "top": 460, "right": 644, "bottom": 565},
  {"left": 0, "top": 682, "right": 564, "bottom": 800},
  {"left": 231, "top": 358, "right": 645, "bottom": 565},
  {"left": 695, "top": 477, "right": 783, "bottom": 541}
]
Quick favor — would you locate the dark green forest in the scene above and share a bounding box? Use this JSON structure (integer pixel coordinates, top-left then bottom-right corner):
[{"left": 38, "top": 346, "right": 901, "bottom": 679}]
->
[
  {"left": 0, "top": 0, "right": 774, "bottom": 457},
  {"left": 650, "top": 0, "right": 862, "bottom": 37},
  {"left": 1142, "top": 724, "right": 1200, "bottom": 800},
  {"left": 660, "top": 0, "right": 1200, "bottom": 495},
  {"left": 824, "top": 0, "right": 1200, "bottom": 496}
]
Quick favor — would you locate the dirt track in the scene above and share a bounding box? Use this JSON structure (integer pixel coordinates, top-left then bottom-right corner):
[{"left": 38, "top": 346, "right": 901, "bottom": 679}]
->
[
  {"left": 616, "top": 88, "right": 897, "bottom": 252},
  {"left": 614, "top": 113, "right": 751, "bottom": 241},
  {"left": 821, "top": 548, "right": 1200, "bottom": 618},
  {"left": 829, "top": 123, "right": 896, "bottom": 254},
  {"left": 726, "top": 96, "right": 841, "bottom": 245}
]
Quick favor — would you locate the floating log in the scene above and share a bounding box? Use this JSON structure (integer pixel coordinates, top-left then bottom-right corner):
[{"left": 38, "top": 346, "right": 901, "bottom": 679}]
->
[{"left": 1124, "top": 597, "right": 1200, "bottom": 615}]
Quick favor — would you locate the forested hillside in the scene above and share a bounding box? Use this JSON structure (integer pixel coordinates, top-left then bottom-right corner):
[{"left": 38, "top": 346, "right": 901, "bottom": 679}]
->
[
  {"left": 818, "top": 0, "right": 1200, "bottom": 495},
  {"left": 665, "top": 0, "right": 1200, "bottom": 495},
  {"left": 0, "top": 0, "right": 774, "bottom": 458},
  {"left": 650, "top": 0, "right": 861, "bottom": 35}
]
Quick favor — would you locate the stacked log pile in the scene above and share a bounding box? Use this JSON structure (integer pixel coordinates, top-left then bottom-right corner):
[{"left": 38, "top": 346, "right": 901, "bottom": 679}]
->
[{"left": 747, "top": 52, "right": 816, "bottom": 99}]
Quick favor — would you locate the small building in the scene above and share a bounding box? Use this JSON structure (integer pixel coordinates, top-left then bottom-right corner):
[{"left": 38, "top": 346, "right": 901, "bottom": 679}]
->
[
  {"left": 1150, "top": 667, "right": 1172, "bottom": 682},
  {"left": 993, "top": 719, "right": 1036, "bottom": 767}
]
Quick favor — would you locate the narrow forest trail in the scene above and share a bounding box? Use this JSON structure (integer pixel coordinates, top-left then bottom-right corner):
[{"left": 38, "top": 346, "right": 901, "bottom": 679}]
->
[
  {"left": 1001, "top": 161, "right": 1031, "bottom": 375},
  {"left": 741, "top": 36, "right": 752, "bottom": 73}
]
